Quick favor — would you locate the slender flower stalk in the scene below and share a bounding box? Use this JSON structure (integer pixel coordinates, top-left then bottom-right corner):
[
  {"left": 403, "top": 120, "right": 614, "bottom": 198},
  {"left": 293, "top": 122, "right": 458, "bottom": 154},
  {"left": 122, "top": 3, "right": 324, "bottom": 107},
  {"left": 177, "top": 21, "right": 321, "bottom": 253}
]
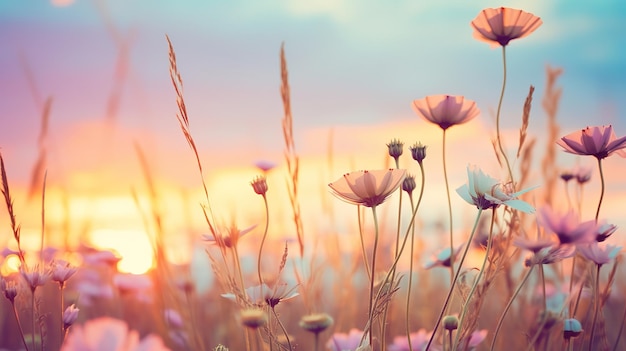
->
[
  {"left": 425, "top": 208, "right": 484, "bottom": 351},
  {"left": 251, "top": 175, "right": 269, "bottom": 291},
  {"left": 442, "top": 129, "right": 455, "bottom": 284},
  {"left": 367, "top": 205, "right": 380, "bottom": 346},
  {"left": 595, "top": 157, "right": 605, "bottom": 221},
  {"left": 588, "top": 264, "right": 601, "bottom": 351}
]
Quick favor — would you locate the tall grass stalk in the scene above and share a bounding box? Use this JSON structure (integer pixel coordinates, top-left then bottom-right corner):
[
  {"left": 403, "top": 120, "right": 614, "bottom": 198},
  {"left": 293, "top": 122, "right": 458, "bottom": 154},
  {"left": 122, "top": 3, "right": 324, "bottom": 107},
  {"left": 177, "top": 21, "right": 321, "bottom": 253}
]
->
[{"left": 441, "top": 129, "right": 455, "bottom": 285}]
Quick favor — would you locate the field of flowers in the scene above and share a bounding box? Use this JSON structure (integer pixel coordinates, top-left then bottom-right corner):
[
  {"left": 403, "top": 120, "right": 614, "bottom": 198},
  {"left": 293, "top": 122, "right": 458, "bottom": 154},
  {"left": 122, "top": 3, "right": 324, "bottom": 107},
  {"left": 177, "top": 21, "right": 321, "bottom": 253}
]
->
[{"left": 1, "top": 5, "right": 625, "bottom": 351}]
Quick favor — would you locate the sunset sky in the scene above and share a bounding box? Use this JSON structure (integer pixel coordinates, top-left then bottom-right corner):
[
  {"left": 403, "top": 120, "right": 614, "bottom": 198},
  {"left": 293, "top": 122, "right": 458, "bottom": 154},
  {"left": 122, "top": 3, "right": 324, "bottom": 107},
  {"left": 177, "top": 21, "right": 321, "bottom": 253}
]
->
[{"left": 1, "top": 0, "right": 625, "bottom": 272}]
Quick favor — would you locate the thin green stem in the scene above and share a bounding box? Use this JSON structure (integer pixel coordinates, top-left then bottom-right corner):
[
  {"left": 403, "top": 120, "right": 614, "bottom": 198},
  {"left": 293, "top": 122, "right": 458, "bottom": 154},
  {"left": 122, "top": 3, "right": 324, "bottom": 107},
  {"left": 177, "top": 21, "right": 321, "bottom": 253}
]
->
[
  {"left": 595, "top": 158, "right": 605, "bottom": 222},
  {"left": 425, "top": 208, "right": 484, "bottom": 351},
  {"left": 588, "top": 264, "right": 602, "bottom": 351},
  {"left": 314, "top": 332, "right": 320, "bottom": 351},
  {"left": 405, "top": 193, "right": 416, "bottom": 351},
  {"left": 257, "top": 194, "right": 269, "bottom": 288},
  {"left": 442, "top": 129, "right": 454, "bottom": 286},
  {"left": 368, "top": 205, "right": 380, "bottom": 346},
  {"left": 455, "top": 208, "right": 496, "bottom": 348},
  {"left": 232, "top": 246, "right": 252, "bottom": 351},
  {"left": 31, "top": 287, "right": 37, "bottom": 351},
  {"left": 495, "top": 45, "right": 514, "bottom": 184},
  {"left": 490, "top": 265, "right": 535, "bottom": 351},
  {"left": 612, "top": 301, "right": 626, "bottom": 351}
]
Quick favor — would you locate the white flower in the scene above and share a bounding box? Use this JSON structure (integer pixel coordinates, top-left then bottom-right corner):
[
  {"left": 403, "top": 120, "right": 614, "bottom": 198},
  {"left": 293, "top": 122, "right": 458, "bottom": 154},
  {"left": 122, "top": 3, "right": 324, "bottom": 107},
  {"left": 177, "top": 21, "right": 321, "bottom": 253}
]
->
[{"left": 456, "top": 165, "right": 535, "bottom": 213}]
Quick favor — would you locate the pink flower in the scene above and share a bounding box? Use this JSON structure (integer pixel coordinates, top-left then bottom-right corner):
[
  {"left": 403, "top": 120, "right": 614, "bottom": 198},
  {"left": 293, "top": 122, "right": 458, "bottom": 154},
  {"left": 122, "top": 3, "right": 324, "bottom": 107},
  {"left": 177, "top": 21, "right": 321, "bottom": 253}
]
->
[
  {"left": 471, "top": 7, "right": 542, "bottom": 47},
  {"left": 20, "top": 264, "right": 51, "bottom": 290},
  {"left": 327, "top": 328, "right": 366, "bottom": 351},
  {"left": 557, "top": 125, "right": 626, "bottom": 159},
  {"left": 537, "top": 206, "right": 596, "bottom": 245},
  {"left": 61, "top": 317, "right": 171, "bottom": 351},
  {"left": 222, "top": 282, "right": 299, "bottom": 307},
  {"left": 459, "top": 329, "right": 488, "bottom": 350},
  {"left": 202, "top": 224, "right": 256, "bottom": 249},
  {"left": 63, "top": 304, "right": 80, "bottom": 329},
  {"left": 513, "top": 237, "right": 556, "bottom": 254},
  {"left": 388, "top": 329, "right": 431, "bottom": 351},
  {"left": 329, "top": 169, "right": 406, "bottom": 207},
  {"left": 577, "top": 242, "right": 621, "bottom": 265},
  {"left": 411, "top": 95, "right": 479, "bottom": 130},
  {"left": 52, "top": 260, "right": 79, "bottom": 284}
]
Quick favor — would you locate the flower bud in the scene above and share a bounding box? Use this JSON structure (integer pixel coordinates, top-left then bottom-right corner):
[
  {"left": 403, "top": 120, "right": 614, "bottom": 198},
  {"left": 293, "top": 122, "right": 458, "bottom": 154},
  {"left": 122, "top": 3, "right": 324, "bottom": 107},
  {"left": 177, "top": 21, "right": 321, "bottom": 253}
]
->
[
  {"left": 241, "top": 309, "right": 267, "bottom": 329},
  {"left": 443, "top": 315, "right": 459, "bottom": 331},
  {"left": 402, "top": 174, "right": 416, "bottom": 195},
  {"left": 409, "top": 143, "right": 427, "bottom": 164},
  {"left": 299, "top": 313, "right": 334, "bottom": 334},
  {"left": 563, "top": 318, "right": 583, "bottom": 339},
  {"left": 251, "top": 176, "right": 268, "bottom": 196},
  {"left": 386, "top": 139, "right": 404, "bottom": 160}
]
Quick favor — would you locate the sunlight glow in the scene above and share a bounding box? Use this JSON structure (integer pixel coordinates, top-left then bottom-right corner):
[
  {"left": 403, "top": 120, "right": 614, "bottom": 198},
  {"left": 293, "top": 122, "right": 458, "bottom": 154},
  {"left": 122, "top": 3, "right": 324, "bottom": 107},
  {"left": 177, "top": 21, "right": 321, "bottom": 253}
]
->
[
  {"left": 90, "top": 229, "right": 154, "bottom": 274},
  {"left": 0, "top": 255, "right": 21, "bottom": 275}
]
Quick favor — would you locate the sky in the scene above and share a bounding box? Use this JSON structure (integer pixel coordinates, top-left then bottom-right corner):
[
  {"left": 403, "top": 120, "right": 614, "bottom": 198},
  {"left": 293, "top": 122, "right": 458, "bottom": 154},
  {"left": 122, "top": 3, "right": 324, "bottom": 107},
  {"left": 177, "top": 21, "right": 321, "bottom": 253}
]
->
[{"left": 0, "top": 0, "right": 625, "bottom": 272}]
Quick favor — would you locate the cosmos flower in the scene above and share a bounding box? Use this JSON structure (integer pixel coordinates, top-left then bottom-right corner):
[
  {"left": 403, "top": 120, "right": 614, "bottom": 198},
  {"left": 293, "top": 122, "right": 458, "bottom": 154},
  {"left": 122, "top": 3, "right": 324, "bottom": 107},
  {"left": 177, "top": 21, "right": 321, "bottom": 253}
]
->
[
  {"left": 327, "top": 328, "right": 366, "bottom": 351},
  {"left": 20, "top": 264, "right": 51, "bottom": 290},
  {"left": 595, "top": 222, "right": 618, "bottom": 242},
  {"left": 388, "top": 329, "right": 431, "bottom": 351},
  {"left": 61, "top": 317, "right": 170, "bottom": 351},
  {"left": 329, "top": 169, "right": 406, "bottom": 208},
  {"left": 456, "top": 165, "right": 535, "bottom": 213},
  {"left": 411, "top": 95, "right": 479, "bottom": 130},
  {"left": 202, "top": 224, "right": 257, "bottom": 249},
  {"left": 537, "top": 206, "right": 596, "bottom": 245},
  {"left": 222, "top": 282, "right": 299, "bottom": 308},
  {"left": 557, "top": 125, "right": 626, "bottom": 159},
  {"left": 577, "top": 242, "right": 621, "bottom": 266},
  {"left": 471, "top": 7, "right": 542, "bottom": 47},
  {"left": 458, "top": 329, "right": 488, "bottom": 351},
  {"left": 51, "top": 260, "right": 79, "bottom": 284}
]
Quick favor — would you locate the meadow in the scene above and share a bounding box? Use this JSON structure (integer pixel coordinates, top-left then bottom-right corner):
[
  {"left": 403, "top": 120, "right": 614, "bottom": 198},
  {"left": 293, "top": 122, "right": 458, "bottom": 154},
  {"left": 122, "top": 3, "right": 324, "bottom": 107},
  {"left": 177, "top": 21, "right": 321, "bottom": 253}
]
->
[{"left": 1, "top": 5, "right": 625, "bottom": 351}]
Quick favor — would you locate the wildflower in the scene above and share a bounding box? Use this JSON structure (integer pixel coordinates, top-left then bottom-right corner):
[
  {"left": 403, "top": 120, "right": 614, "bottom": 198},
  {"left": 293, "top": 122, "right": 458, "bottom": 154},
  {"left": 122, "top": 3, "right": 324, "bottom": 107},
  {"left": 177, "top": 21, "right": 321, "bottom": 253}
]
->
[
  {"left": 81, "top": 248, "right": 122, "bottom": 267},
  {"left": 387, "top": 139, "right": 404, "bottom": 160},
  {"left": 63, "top": 304, "right": 80, "bottom": 329},
  {"left": 577, "top": 242, "right": 621, "bottom": 266},
  {"left": 20, "top": 264, "right": 51, "bottom": 290},
  {"left": 51, "top": 260, "right": 78, "bottom": 285},
  {"left": 388, "top": 329, "right": 431, "bottom": 351},
  {"left": 456, "top": 165, "right": 535, "bottom": 213},
  {"left": 329, "top": 169, "right": 406, "bottom": 208},
  {"left": 202, "top": 224, "right": 256, "bottom": 249},
  {"left": 250, "top": 175, "right": 268, "bottom": 196},
  {"left": 254, "top": 160, "right": 276, "bottom": 173},
  {"left": 164, "top": 309, "right": 184, "bottom": 328},
  {"left": 222, "top": 282, "right": 299, "bottom": 308},
  {"left": 573, "top": 165, "right": 593, "bottom": 184},
  {"left": 240, "top": 309, "right": 268, "bottom": 329},
  {"left": 557, "top": 125, "right": 626, "bottom": 159},
  {"left": 560, "top": 170, "right": 574, "bottom": 182},
  {"left": 409, "top": 142, "right": 427, "bottom": 164},
  {"left": 458, "top": 329, "right": 488, "bottom": 351},
  {"left": 513, "top": 236, "right": 556, "bottom": 254},
  {"left": 3, "top": 280, "right": 18, "bottom": 302},
  {"left": 401, "top": 174, "right": 416, "bottom": 195},
  {"left": 537, "top": 206, "right": 596, "bottom": 245},
  {"left": 563, "top": 318, "right": 583, "bottom": 339},
  {"left": 525, "top": 245, "right": 576, "bottom": 266},
  {"left": 412, "top": 95, "right": 479, "bottom": 130},
  {"left": 327, "top": 328, "right": 366, "bottom": 351},
  {"left": 471, "top": 7, "right": 542, "bottom": 47},
  {"left": 299, "top": 313, "right": 334, "bottom": 334},
  {"left": 596, "top": 222, "right": 617, "bottom": 242},
  {"left": 61, "top": 317, "right": 171, "bottom": 351},
  {"left": 424, "top": 245, "right": 462, "bottom": 269}
]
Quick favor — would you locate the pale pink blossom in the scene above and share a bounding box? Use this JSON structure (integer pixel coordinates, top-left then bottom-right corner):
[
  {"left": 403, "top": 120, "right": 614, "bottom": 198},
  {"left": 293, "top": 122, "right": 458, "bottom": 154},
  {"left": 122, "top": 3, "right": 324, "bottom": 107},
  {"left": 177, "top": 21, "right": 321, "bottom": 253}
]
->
[
  {"left": 202, "top": 224, "right": 256, "bottom": 248},
  {"left": 222, "top": 282, "right": 299, "bottom": 307},
  {"left": 61, "top": 317, "right": 170, "bottom": 351},
  {"left": 63, "top": 304, "right": 80, "bottom": 329},
  {"left": 471, "top": 7, "right": 542, "bottom": 47},
  {"left": 557, "top": 125, "right": 626, "bottom": 159},
  {"left": 411, "top": 95, "right": 479, "bottom": 130},
  {"left": 329, "top": 169, "right": 406, "bottom": 207},
  {"left": 577, "top": 242, "right": 621, "bottom": 266},
  {"left": 388, "top": 329, "right": 431, "bottom": 351},
  {"left": 52, "top": 260, "right": 79, "bottom": 284},
  {"left": 537, "top": 206, "right": 596, "bottom": 245},
  {"left": 327, "top": 328, "right": 366, "bottom": 351},
  {"left": 20, "top": 264, "right": 51, "bottom": 290}
]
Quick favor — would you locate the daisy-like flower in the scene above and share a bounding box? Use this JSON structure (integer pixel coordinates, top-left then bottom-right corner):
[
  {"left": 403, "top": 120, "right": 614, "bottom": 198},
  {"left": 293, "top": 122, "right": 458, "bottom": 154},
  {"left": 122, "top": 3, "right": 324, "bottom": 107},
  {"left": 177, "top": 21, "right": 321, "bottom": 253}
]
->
[
  {"left": 557, "top": 125, "right": 626, "bottom": 159},
  {"left": 202, "top": 224, "right": 256, "bottom": 249},
  {"left": 63, "top": 304, "right": 80, "bottom": 329},
  {"left": 411, "top": 95, "right": 480, "bottom": 130},
  {"left": 328, "top": 169, "right": 406, "bottom": 208},
  {"left": 424, "top": 245, "right": 463, "bottom": 269},
  {"left": 388, "top": 329, "right": 431, "bottom": 351},
  {"left": 51, "top": 260, "right": 78, "bottom": 285},
  {"left": 20, "top": 264, "right": 51, "bottom": 290},
  {"left": 573, "top": 165, "right": 593, "bottom": 184},
  {"left": 61, "top": 317, "right": 171, "bottom": 351},
  {"left": 596, "top": 222, "right": 617, "bottom": 242},
  {"left": 327, "top": 328, "right": 366, "bottom": 351},
  {"left": 524, "top": 244, "right": 576, "bottom": 266},
  {"left": 577, "top": 242, "right": 621, "bottom": 266},
  {"left": 222, "top": 282, "right": 299, "bottom": 308},
  {"left": 471, "top": 7, "right": 542, "bottom": 47},
  {"left": 456, "top": 165, "right": 535, "bottom": 213},
  {"left": 537, "top": 206, "right": 597, "bottom": 245}
]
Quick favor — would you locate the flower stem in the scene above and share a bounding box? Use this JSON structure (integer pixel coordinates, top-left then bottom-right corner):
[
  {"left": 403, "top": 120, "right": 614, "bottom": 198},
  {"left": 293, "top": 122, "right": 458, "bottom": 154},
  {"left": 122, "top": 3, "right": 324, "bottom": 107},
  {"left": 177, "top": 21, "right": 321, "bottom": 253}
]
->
[
  {"left": 272, "top": 306, "right": 292, "bottom": 351},
  {"left": 405, "top": 193, "right": 416, "bottom": 351},
  {"left": 595, "top": 158, "right": 605, "bottom": 222},
  {"left": 588, "top": 264, "right": 602, "bottom": 351},
  {"left": 368, "top": 205, "right": 380, "bottom": 346},
  {"left": 11, "top": 302, "right": 30, "bottom": 351},
  {"left": 257, "top": 194, "right": 269, "bottom": 289},
  {"left": 31, "top": 287, "right": 37, "bottom": 351},
  {"left": 357, "top": 205, "right": 371, "bottom": 280},
  {"left": 455, "top": 208, "right": 496, "bottom": 348},
  {"left": 442, "top": 129, "right": 454, "bottom": 286},
  {"left": 495, "top": 45, "right": 514, "bottom": 185},
  {"left": 490, "top": 264, "right": 535, "bottom": 351},
  {"left": 425, "top": 208, "right": 484, "bottom": 351}
]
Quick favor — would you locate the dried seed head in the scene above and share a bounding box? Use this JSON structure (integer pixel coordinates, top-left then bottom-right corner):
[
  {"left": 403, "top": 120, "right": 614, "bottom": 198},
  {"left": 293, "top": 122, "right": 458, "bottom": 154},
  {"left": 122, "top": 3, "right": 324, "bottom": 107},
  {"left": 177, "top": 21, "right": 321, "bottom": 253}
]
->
[
  {"left": 443, "top": 315, "right": 459, "bottom": 331},
  {"left": 241, "top": 309, "right": 268, "bottom": 329},
  {"left": 299, "top": 313, "right": 334, "bottom": 334}
]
